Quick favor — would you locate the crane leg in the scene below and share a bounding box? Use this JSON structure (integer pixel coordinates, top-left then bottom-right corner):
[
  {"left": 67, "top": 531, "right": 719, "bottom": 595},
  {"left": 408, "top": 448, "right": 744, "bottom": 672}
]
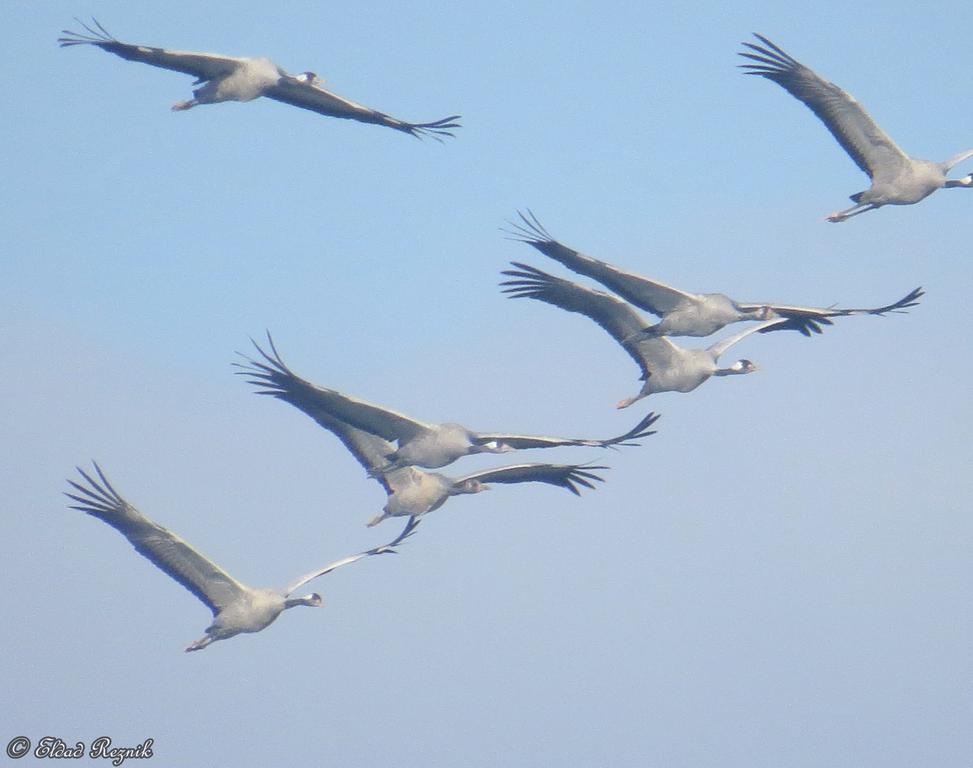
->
[{"left": 826, "top": 202, "right": 877, "bottom": 222}]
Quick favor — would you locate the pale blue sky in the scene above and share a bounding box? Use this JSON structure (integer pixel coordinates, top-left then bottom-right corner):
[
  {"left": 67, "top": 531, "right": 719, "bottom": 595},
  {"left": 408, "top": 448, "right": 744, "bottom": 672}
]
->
[{"left": 2, "top": 1, "right": 971, "bottom": 766}]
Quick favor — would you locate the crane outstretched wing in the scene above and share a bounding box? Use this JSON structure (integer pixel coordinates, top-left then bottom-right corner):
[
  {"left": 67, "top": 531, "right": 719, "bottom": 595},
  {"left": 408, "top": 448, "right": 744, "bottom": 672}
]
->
[
  {"left": 505, "top": 210, "right": 697, "bottom": 315},
  {"left": 285, "top": 517, "right": 421, "bottom": 594},
  {"left": 59, "top": 18, "right": 245, "bottom": 83},
  {"left": 739, "top": 34, "right": 910, "bottom": 181},
  {"left": 266, "top": 76, "right": 460, "bottom": 139},
  {"left": 65, "top": 463, "right": 246, "bottom": 614}
]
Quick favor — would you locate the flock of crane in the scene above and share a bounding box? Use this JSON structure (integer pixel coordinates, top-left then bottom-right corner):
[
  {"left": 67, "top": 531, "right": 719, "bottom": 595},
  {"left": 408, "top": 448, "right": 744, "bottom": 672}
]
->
[{"left": 59, "top": 20, "right": 959, "bottom": 652}]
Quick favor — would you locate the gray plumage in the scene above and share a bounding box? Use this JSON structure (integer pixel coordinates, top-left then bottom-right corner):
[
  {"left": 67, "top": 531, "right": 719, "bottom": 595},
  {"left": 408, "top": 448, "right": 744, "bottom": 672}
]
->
[
  {"left": 236, "top": 335, "right": 659, "bottom": 471},
  {"left": 236, "top": 347, "right": 621, "bottom": 526},
  {"left": 65, "top": 463, "right": 418, "bottom": 652},
  {"left": 502, "top": 263, "right": 790, "bottom": 408},
  {"left": 506, "top": 210, "right": 922, "bottom": 336},
  {"left": 58, "top": 19, "right": 460, "bottom": 139},
  {"left": 365, "top": 463, "right": 607, "bottom": 528},
  {"left": 740, "top": 34, "right": 973, "bottom": 221}
]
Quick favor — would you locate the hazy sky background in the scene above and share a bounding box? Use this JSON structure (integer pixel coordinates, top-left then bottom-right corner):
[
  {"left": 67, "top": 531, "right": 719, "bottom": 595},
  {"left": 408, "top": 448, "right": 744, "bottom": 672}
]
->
[{"left": 3, "top": 1, "right": 971, "bottom": 766}]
